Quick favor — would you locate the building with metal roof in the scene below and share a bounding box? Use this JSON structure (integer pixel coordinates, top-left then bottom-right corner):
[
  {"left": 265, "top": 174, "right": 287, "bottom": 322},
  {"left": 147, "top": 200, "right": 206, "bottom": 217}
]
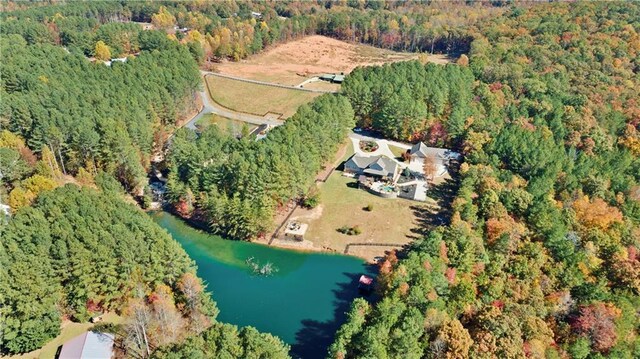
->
[
  {"left": 409, "top": 142, "right": 461, "bottom": 177},
  {"left": 59, "top": 331, "right": 115, "bottom": 359}
]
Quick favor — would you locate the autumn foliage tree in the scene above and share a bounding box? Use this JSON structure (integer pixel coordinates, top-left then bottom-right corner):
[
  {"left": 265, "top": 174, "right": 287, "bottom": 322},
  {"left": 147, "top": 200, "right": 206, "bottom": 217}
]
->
[
  {"left": 94, "top": 40, "right": 111, "bottom": 61},
  {"left": 572, "top": 195, "right": 623, "bottom": 231},
  {"left": 571, "top": 303, "right": 621, "bottom": 353}
]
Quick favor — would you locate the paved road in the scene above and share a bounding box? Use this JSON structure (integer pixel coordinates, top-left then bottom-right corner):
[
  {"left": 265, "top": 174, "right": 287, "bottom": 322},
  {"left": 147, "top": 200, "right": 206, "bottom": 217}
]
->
[
  {"left": 201, "top": 71, "right": 338, "bottom": 94},
  {"left": 180, "top": 69, "right": 343, "bottom": 136},
  {"left": 184, "top": 89, "right": 283, "bottom": 131},
  {"left": 349, "top": 131, "right": 412, "bottom": 150}
]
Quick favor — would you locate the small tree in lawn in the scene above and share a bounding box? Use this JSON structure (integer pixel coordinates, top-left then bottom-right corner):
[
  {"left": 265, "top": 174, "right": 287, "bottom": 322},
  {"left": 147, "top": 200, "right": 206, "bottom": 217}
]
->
[{"left": 423, "top": 156, "right": 437, "bottom": 181}]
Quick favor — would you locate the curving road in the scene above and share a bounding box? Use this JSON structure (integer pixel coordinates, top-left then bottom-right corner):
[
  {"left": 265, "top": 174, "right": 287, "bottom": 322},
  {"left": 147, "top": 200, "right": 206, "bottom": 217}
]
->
[
  {"left": 184, "top": 90, "right": 283, "bottom": 130},
  {"left": 181, "top": 70, "right": 340, "bottom": 134}
]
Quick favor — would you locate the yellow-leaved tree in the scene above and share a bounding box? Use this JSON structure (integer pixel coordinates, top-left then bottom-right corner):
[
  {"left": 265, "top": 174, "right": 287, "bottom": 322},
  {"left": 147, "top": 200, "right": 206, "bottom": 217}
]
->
[{"left": 94, "top": 41, "right": 111, "bottom": 61}]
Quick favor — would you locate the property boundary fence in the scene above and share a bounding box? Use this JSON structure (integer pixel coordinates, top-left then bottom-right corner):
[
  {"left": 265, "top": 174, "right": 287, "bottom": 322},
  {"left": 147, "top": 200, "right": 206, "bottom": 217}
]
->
[
  {"left": 206, "top": 72, "right": 337, "bottom": 94},
  {"left": 203, "top": 75, "right": 285, "bottom": 120},
  {"left": 343, "top": 242, "right": 406, "bottom": 255}
]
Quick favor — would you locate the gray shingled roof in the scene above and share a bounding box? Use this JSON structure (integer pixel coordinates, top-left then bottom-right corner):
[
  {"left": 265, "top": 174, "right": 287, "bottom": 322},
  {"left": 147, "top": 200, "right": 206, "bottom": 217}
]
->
[
  {"left": 409, "top": 142, "right": 461, "bottom": 163},
  {"left": 346, "top": 154, "right": 398, "bottom": 178}
]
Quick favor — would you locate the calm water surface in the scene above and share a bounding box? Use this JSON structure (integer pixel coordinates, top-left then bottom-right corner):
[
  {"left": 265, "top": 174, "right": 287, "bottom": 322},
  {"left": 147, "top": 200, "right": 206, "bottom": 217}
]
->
[{"left": 152, "top": 212, "right": 374, "bottom": 359}]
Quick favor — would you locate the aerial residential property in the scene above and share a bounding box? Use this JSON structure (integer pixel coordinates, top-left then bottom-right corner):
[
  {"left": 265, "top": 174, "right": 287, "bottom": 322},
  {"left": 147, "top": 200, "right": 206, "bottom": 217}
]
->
[
  {"left": 2, "top": 2, "right": 638, "bottom": 359},
  {"left": 344, "top": 154, "right": 400, "bottom": 182}
]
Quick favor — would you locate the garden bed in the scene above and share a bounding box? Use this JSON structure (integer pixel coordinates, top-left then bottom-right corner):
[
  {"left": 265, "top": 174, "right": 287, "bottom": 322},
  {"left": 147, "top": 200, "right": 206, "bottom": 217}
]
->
[{"left": 359, "top": 140, "right": 379, "bottom": 152}]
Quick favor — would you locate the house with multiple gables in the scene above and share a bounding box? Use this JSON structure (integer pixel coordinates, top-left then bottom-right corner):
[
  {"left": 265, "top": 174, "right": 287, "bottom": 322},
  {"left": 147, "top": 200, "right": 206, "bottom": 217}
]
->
[
  {"left": 344, "top": 154, "right": 400, "bottom": 182},
  {"left": 408, "top": 142, "right": 462, "bottom": 177}
]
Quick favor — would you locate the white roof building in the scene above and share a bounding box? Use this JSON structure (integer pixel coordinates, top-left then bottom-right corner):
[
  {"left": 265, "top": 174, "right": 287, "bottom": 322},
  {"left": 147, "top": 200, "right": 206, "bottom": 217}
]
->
[{"left": 59, "top": 331, "right": 115, "bottom": 359}]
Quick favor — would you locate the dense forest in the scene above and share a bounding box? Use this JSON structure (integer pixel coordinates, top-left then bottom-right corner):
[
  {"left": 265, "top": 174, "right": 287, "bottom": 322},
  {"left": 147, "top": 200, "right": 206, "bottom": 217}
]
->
[
  {"left": 332, "top": 2, "right": 640, "bottom": 358},
  {"left": 2, "top": 1, "right": 639, "bottom": 358},
  {"left": 2, "top": 0, "right": 497, "bottom": 64},
  {"left": 1, "top": 33, "right": 200, "bottom": 194},
  {"left": 166, "top": 95, "right": 354, "bottom": 239},
  {"left": 343, "top": 62, "right": 475, "bottom": 143},
  {"left": 0, "top": 184, "right": 290, "bottom": 357}
]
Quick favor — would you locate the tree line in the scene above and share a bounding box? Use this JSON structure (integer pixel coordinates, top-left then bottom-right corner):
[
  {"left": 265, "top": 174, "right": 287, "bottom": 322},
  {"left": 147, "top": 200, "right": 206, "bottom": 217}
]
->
[
  {"left": 2, "top": 0, "right": 504, "bottom": 66},
  {"left": 331, "top": 2, "right": 639, "bottom": 358},
  {"left": 165, "top": 95, "right": 354, "bottom": 240},
  {"left": 343, "top": 61, "right": 476, "bottom": 144},
  {"left": 1, "top": 26, "right": 200, "bottom": 193}
]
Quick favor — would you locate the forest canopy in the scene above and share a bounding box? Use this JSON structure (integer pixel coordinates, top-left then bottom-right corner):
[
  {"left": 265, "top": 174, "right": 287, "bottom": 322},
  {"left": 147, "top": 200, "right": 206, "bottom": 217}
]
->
[
  {"left": 331, "top": 2, "right": 640, "bottom": 358},
  {"left": 1, "top": 1, "right": 639, "bottom": 358}
]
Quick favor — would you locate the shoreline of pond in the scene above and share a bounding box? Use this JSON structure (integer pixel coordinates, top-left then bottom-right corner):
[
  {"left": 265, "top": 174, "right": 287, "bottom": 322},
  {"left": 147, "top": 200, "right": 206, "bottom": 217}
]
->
[
  {"left": 151, "top": 208, "right": 381, "bottom": 263},
  {"left": 151, "top": 211, "right": 378, "bottom": 359}
]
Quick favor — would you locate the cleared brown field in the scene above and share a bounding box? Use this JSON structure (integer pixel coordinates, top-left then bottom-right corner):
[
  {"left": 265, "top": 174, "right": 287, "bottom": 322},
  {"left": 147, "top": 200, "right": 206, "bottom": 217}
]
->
[{"left": 215, "top": 35, "right": 424, "bottom": 86}]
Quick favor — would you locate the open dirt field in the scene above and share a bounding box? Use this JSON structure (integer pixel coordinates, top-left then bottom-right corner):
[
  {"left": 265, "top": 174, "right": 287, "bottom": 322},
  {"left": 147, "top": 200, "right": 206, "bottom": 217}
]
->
[{"left": 215, "top": 35, "right": 424, "bottom": 86}]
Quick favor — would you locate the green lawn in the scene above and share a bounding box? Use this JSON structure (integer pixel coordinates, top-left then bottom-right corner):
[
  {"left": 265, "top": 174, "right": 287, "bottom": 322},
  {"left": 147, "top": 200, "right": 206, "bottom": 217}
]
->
[
  {"left": 389, "top": 144, "right": 408, "bottom": 159},
  {"left": 197, "top": 114, "right": 257, "bottom": 138},
  {"left": 205, "top": 75, "right": 321, "bottom": 118},
  {"left": 303, "top": 173, "right": 420, "bottom": 255}
]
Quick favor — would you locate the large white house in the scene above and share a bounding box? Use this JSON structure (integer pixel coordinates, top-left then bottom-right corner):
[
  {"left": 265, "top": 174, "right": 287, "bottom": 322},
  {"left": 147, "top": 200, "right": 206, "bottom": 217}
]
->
[{"left": 408, "top": 142, "right": 461, "bottom": 177}]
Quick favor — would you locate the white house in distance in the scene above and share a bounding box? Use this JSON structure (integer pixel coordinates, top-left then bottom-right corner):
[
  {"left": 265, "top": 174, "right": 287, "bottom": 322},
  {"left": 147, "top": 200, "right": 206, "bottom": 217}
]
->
[{"left": 408, "top": 142, "right": 461, "bottom": 177}]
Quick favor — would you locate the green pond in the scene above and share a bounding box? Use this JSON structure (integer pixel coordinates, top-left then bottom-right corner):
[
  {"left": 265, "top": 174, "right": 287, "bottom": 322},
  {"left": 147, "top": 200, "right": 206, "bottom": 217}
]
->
[{"left": 152, "top": 212, "right": 375, "bottom": 359}]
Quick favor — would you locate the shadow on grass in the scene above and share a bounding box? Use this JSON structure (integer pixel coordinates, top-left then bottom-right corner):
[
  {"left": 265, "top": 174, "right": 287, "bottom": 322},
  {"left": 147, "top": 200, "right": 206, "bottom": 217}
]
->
[
  {"left": 346, "top": 181, "right": 359, "bottom": 189},
  {"left": 408, "top": 167, "right": 461, "bottom": 239},
  {"left": 291, "top": 267, "right": 377, "bottom": 359}
]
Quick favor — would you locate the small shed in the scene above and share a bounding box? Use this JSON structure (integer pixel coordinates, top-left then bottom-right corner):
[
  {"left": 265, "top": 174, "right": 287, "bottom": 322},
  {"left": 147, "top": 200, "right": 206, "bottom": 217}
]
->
[
  {"left": 283, "top": 221, "right": 308, "bottom": 241},
  {"left": 320, "top": 74, "right": 336, "bottom": 82},
  {"left": 59, "top": 331, "right": 115, "bottom": 359},
  {"left": 319, "top": 73, "right": 345, "bottom": 83}
]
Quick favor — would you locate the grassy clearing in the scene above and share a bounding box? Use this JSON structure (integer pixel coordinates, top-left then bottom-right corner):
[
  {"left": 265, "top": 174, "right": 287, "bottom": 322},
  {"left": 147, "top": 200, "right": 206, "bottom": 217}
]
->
[
  {"left": 197, "top": 113, "right": 257, "bottom": 137},
  {"left": 300, "top": 173, "right": 422, "bottom": 260},
  {"left": 389, "top": 145, "right": 408, "bottom": 159},
  {"left": 11, "top": 312, "right": 123, "bottom": 359},
  {"left": 205, "top": 75, "right": 320, "bottom": 118}
]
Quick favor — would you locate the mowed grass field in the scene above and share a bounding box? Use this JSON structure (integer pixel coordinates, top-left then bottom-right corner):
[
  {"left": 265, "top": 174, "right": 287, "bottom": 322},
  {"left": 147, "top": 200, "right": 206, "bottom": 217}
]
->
[
  {"left": 303, "top": 173, "right": 419, "bottom": 260},
  {"left": 205, "top": 75, "right": 321, "bottom": 118},
  {"left": 197, "top": 113, "right": 257, "bottom": 137}
]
